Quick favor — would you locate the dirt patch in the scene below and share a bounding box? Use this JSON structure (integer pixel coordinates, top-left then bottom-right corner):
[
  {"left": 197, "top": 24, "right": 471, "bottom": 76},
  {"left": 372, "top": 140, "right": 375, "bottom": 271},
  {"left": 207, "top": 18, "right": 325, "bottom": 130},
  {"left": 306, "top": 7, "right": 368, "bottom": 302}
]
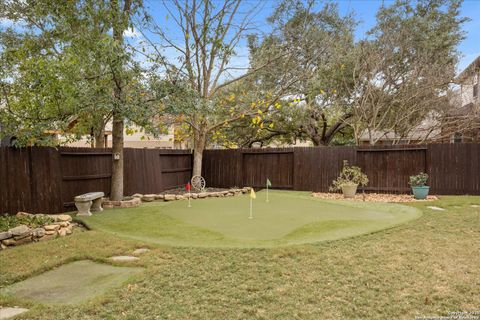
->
[{"left": 312, "top": 192, "right": 438, "bottom": 203}]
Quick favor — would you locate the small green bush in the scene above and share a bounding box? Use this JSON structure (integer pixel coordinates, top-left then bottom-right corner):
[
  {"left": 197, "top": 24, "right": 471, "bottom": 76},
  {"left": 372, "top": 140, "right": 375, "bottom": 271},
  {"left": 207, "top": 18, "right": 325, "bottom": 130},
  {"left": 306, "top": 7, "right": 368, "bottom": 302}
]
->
[
  {"left": 409, "top": 172, "right": 429, "bottom": 187},
  {"left": 330, "top": 160, "right": 369, "bottom": 192},
  {"left": 0, "top": 215, "right": 54, "bottom": 232}
]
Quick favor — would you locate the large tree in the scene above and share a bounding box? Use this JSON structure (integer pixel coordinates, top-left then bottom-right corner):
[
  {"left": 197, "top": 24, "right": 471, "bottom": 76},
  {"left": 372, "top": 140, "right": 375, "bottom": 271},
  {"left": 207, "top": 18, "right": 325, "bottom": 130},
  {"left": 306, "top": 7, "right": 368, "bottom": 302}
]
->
[
  {"left": 146, "top": 0, "right": 309, "bottom": 176},
  {"left": 0, "top": 0, "right": 156, "bottom": 200},
  {"left": 345, "top": 0, "right": 468, "bottom": 145},
  {"left": 246, "top": 0, "right": 357, "bottom": 146}
]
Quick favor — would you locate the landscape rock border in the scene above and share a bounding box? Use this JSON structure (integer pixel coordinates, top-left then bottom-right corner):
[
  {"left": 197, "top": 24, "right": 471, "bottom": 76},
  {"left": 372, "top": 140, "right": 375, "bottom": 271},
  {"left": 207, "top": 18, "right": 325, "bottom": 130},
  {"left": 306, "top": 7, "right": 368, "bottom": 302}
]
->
[
  {"left": 102, "top": 197, "right": 141, "bottom": 209},
  {"left": 0, "top": 213, "right": 76, "bottom": 250},
  {"left": 130, "top": 187, "right": 252, "bottom": 203}
]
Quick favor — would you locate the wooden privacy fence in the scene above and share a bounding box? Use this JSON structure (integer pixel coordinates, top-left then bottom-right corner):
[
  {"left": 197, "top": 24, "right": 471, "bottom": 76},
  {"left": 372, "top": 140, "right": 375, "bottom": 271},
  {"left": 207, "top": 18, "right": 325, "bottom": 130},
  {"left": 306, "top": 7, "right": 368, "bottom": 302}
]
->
[
  {"left": 0, "top": 147, "right": 192, "bottom": 215},
  {"left": 203, "top": 143, "right": 480, "bottom": 195},
  {"left": 1, "top": 143, "right": 480, "bottom": 215}
]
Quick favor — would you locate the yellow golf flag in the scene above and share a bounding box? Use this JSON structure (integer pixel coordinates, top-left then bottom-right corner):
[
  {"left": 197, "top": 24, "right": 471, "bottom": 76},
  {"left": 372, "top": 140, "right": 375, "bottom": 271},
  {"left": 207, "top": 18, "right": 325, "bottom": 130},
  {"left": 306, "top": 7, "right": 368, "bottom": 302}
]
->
[{"left": 250, "top": 188, "right": 256, "bottom": 199}]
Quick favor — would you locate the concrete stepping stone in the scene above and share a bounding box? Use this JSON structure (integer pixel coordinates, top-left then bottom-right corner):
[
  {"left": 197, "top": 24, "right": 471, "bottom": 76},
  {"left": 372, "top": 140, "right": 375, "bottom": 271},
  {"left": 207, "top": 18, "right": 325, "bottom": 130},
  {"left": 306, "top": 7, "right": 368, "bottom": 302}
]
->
[
  {"left": 110, "top": 255, "right": 139, "bottom": 262},
  {"left": 132, "top": 248, "right": 150, "bottom": 255},
  {"left": 427, "top": 206, "right": 445, "bottom": 211},
  {"left": 0, "top": 307, "right": 29, "bottom": 319}
]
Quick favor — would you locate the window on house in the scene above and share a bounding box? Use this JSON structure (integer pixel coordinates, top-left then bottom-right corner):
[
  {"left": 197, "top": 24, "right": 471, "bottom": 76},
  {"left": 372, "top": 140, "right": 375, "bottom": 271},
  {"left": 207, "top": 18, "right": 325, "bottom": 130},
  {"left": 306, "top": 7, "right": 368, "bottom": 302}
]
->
[{"left": 453, "top": 132, "right": 462, "bottom": 143}]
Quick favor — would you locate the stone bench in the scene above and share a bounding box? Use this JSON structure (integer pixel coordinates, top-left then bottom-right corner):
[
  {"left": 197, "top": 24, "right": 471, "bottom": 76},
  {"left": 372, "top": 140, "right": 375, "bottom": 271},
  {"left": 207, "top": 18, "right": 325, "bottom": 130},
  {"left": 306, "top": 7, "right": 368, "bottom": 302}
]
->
[{"left": 74, "top": 192, "right": 105, "bottom": 216}]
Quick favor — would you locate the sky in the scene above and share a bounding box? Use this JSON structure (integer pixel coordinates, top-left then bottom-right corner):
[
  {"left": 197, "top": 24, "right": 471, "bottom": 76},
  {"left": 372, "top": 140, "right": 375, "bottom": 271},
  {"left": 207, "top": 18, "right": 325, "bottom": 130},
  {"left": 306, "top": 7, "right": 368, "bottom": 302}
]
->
[
  {"left": 332, "top": 0, "right": 480, "bottom": 71},
  {"left": 1, "top": 0, "right": 478, "bottom": 73},
  {"left": 142, "top": 0, "right": 480, "bottom": 73}
]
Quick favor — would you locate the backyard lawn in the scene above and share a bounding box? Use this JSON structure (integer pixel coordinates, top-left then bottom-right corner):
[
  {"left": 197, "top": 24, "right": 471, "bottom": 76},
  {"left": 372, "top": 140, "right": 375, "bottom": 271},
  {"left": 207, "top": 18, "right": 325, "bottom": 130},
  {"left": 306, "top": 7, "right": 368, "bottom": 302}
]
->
[{"left": 1, "top": 196, "right": 480, "bottom": 319}]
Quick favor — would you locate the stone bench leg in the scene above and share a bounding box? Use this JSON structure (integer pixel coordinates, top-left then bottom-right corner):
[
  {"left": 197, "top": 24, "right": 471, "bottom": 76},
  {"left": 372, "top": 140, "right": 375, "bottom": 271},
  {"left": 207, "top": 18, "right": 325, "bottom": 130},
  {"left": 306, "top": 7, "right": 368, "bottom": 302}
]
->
[
  {"left": 76, "top": 200, "right": 92, "bottom": 216},
  {"left": 91, "top": 197, "right": 104, "bottom": 212}
]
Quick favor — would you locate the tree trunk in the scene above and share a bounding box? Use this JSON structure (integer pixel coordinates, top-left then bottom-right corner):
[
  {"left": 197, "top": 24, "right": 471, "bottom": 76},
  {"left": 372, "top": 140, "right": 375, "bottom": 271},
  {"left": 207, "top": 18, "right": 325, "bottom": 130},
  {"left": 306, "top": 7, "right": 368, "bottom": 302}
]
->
[
  {"left": 311, "top": 135, "right": 322, "bottom": 146},
  {"left": 110, "top": 111, "right": 124, "bottom": 200},
  {"left": 109, "top": 0, "right": 131, "bottom": 200},
  {"left": 94, "top": 128, "right": 105, "bottom": 148},
  {"left": 192, "top": 128, "right": 207, "bottom": 177}
]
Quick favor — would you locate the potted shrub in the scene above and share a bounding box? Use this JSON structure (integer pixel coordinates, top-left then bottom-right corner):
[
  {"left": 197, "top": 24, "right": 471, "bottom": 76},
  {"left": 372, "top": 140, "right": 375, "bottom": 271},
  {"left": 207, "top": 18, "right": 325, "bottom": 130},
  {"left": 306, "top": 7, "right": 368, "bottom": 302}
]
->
[
  {"left": 409, "top": 172, "right": 429, "bottom": 200},
  {"left": 330, "top": 161, "right": 369, "bottom": 198}
]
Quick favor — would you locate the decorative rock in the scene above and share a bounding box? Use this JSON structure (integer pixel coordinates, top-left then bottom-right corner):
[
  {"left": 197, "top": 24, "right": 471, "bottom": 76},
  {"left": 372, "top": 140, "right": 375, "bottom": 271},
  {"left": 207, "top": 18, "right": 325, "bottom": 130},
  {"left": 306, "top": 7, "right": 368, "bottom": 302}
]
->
[
  {"left": 65, "top": 226, "right": 73, "bottom": 235},
  {"left": 132, "top": 193, "right": 143, "bottom": 198},
  {"left": 14, "top": 236, "right": 32, "bottom": 245},
  {"left": 58, "top": 228, "right": 67, "bottom": 237},
  {"left": 52, "top": 221, "right": 67, "bottom": 227},
  {"left": 0, "top": 231, "right": 12, "bottom": 241},
  {"left": 175, "top": 195, "right": 185, "bottom": 200},
  {"left": 44, "top": 230, "right": 57, "bottom": 235},
  {"left": 132, "top": 248, "right": 150, "bottom": 255},
  {"left": 155, "top": 194, "right": 165, "bottom": 200},
  {"left": 44, "top": 224, "right": 61, "bottom": 231},
  {"left": 56, "top": 214, "right": 72, "bottom": 222},
  {"left": 191, "top": 193, "right": 198, "bottom": 199},
  {"left": 164, "top": 194, "right": 176, "bottom": 201},
  {"left": 53, "top": 221, "right": 69, "bottom": 227},
  {"left": 32, "top": 228, "right": 45, "bottom": 238},
  {"left": 9, "top": 225, "right": 30, "bottom": 237},
  {"left": 197, "top": 193, "right": 208, "bottom": 199},
  {"left": 2, "top": 238, "right": 16, "bottom": 246},
  {"left": 0, "top": 243, "right": 6, "bottom": 250},
  {"left": 103, "top": 197, "right": 142, "bottom": 209},
  {"left": 142, "top": 194, "right": 156, "bottom": 202},
  {"left": 120, "top": 201, "right": 132, "bottom": 208},
  {"left": 16, "top": 211, "right": 32, "bottom": 217},
  {"left": 110, "top": 255, "right": 140, "bottom": 262},
  {"left": 13, "top": 231, "right": 32, "bottom": 240},
  {"left": 0, "top": 307, "right": 29, "bottom": 319}
]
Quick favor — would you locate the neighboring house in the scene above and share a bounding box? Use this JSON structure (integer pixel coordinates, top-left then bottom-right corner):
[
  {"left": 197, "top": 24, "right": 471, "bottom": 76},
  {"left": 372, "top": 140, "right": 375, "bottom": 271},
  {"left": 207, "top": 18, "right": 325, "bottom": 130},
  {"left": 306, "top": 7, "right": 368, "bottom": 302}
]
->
[
  {"left": 443, "top": 56, "right": 480, "bottom": 143},
  {"left": 60, "top": 122, "right": 177, "bottom": 149},
  {"left": 360, "top": 56, "right": 480, "bottom": 145},
  {"left": 358, "top": 113, "right": 440, "bottom": 146}
]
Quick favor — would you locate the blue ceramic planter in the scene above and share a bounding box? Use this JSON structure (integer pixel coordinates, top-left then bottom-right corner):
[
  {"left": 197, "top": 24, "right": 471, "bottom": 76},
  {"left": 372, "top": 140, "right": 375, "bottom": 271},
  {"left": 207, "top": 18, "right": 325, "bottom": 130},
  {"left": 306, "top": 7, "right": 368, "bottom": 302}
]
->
[{"left": 411, "top": 186, "right": 430, "bottom": 200}]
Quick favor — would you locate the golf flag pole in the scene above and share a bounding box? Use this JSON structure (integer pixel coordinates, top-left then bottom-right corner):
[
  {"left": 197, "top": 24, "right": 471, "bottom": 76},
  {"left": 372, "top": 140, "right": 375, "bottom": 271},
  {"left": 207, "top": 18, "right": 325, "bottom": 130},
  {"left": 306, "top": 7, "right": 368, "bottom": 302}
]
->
[
  {"left": 249, "top": 188, "right": 256, "bottom": 219},
  {"left": 266, "top": 178, "right": 272, "bottom": 202},
  {"left": 186, "top": 182, "right": 192, "bottom": 207}
]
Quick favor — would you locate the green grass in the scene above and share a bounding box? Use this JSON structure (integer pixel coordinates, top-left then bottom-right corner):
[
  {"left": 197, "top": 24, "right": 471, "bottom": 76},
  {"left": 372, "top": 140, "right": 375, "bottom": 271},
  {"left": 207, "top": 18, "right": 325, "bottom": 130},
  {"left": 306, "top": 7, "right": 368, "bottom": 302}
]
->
[
  {"left": 1, "top": 195, "right": 480, "bottom": 319},
  {"left": 78, "top": 190, "right": 421, "bottom": 247}
]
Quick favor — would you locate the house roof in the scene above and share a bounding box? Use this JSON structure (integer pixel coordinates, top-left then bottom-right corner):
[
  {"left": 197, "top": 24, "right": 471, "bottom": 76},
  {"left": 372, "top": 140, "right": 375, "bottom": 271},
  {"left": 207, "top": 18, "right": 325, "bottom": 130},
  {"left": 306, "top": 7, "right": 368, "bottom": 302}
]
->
[{"left": 456, "top": 55, "right": 480, "bottom": 83}]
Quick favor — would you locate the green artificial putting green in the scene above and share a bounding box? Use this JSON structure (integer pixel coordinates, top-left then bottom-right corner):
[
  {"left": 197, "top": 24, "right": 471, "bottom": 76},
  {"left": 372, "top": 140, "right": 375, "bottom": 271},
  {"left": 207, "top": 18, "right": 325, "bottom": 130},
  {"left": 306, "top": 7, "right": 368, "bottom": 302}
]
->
[
  {"left": 1, "top": 260, "right": 142, "bottom": 305},
  {"left": 79, "top": 190, "right": 421, "bottom": 248}
]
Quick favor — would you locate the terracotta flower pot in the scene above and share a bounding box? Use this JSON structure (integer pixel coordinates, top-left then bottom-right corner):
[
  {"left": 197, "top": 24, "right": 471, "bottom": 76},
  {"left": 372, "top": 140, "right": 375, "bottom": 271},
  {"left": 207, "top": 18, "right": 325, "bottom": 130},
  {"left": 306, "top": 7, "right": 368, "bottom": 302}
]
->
[{"left": 341, "top": 184, "right": 358, "bottom": 199}]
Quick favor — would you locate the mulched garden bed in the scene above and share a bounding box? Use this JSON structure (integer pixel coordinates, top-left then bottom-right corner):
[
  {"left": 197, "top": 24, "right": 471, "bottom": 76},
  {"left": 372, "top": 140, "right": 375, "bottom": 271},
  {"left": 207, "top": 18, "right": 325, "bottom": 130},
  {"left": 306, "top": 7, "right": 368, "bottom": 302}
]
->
[{"left": 312, "top": 192, "right": 438, "bottom": 203}]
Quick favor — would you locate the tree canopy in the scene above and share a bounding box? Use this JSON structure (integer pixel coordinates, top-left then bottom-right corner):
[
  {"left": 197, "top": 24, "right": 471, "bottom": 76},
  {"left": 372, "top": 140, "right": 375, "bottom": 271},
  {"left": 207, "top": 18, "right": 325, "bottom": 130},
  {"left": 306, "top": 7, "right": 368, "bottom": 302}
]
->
[{"left": 0, "top": 0, "right": 472, "bottom": 191}]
